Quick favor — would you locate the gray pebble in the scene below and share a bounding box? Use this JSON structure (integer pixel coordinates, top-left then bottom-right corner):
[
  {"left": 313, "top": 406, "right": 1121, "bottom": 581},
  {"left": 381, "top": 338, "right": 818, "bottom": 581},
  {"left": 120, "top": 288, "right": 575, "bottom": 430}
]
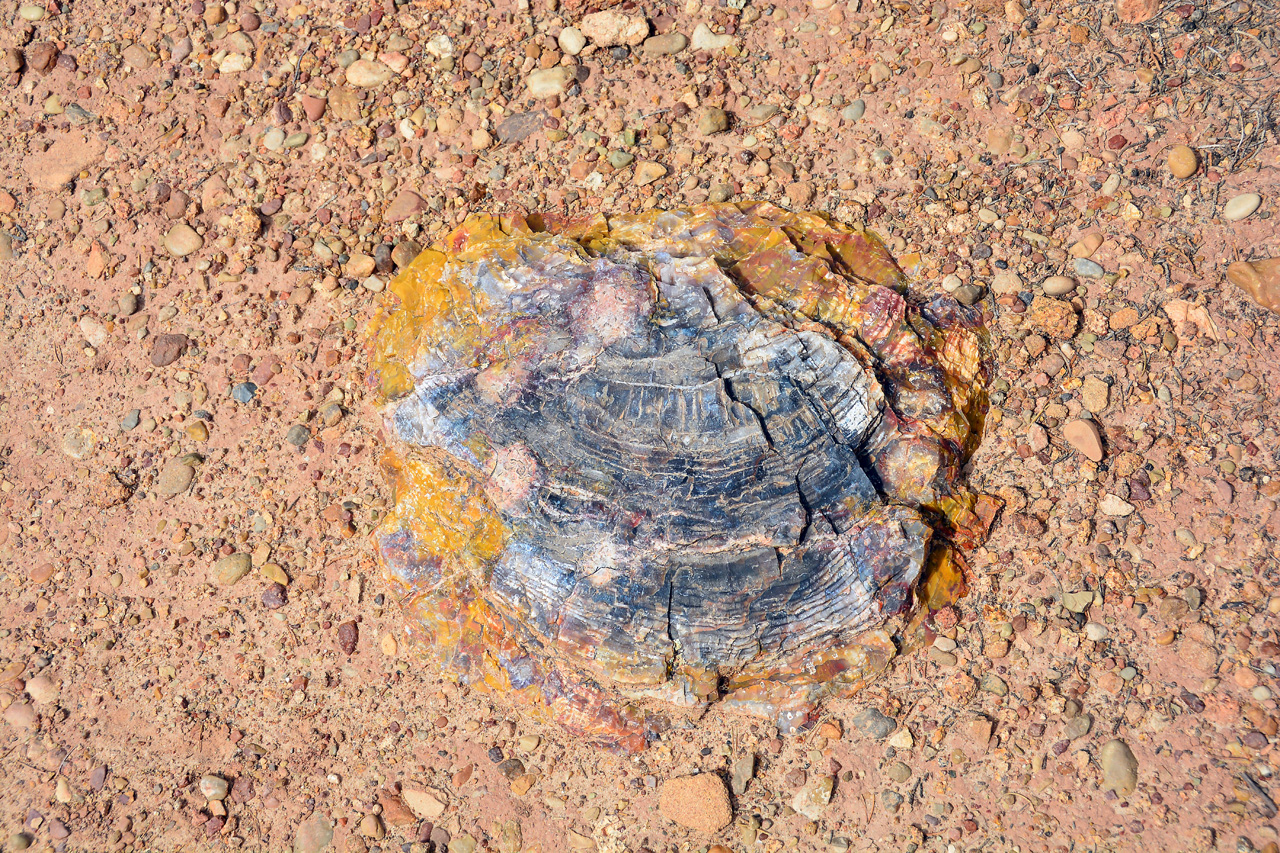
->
[
  {"left": 986, "top": 71, "right": 1004, "bottom": 88},
  {"left": 851, "top": 707, "right": 896, "bottom": 740},
  {"left": 232, "top": 382, "right": 258, "bottom": 403},
  {"left": 286, "top": 424, "right": 311, "bottom": 447},
  {"left": 1073, "top": 258, "right": 1105, "bottom": 278},
  {"left": 121, "top": 409, "right": 141, "bottom": 431},
  {"left": 842, "top": 99, "right": 865, "bottom": 123}
]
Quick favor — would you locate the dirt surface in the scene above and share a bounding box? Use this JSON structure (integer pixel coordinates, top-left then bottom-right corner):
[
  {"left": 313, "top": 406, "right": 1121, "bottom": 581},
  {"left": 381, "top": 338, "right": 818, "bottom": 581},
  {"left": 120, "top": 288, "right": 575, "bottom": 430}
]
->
[{"left": 0, "top": 0, "right": 1278, "bottom": 849}]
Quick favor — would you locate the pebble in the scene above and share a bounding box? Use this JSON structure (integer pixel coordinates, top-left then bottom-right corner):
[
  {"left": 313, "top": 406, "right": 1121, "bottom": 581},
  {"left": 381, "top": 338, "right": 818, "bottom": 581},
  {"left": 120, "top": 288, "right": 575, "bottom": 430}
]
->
[
  {"left": 212, "top": 553, "right": 252, "bottom": 586},
  {"left": 643, "top": 33, "right": 687, "bottom": 56},
  {"left": 1226, "top": 258, "right": 1280, "bottom": 313},
  {"left": 358, "top": 815, "right": 385, "bottom": 840},
  {"left": 850, "top": 707, "right": 896, "bottom": 740},
  {"left": 1073, "top": 258, "right": 1105, "bottom": 278},
  {"left": 842, "top": 100, "right": 866, "bottom": 122},
  {"left": 1070, "top": 232, "right": 1104, "bottom": 258},
  {"left": 526, "top": 67, "right": 574, "bottom": 99},
  {"left": 385, "top": 190, "right": 426, "bottom": 221},
  {"left": 219, "top": 53, "right": 253, "bottom": 74},
  {"left": 401, "top": 787, "right": 448, "bottom": 819},
  {"left": 1042, "top": 275, "right": 1077, "bottom": 296},
  {"left": 557, "top": 26, "right": 586, "bottom": 56},
  {"left": 232, "top": 382, "right": 258, "bottom": 403},
  {"left": 658, "top": 774, "right": 732, "bottom": 832},
  {"left": 1167, "top": 144, "right": 1198, "bottom": 178},
  {"left": 1098, "top": 494, "right": 1135, "bottom": 516},
  {"left": 0, "top": 233, "right": 13, "bottom": 261},
  {"left": 634, "top": 161, "right": 666, "bottom": 186},
  {"left": 1064, "top": 713, "right": 1093, "bottom": 740},
  {"left": 199, "top": 776, "right": 229, "bottom": 801},
  {"left": 3, "top": 702, "right": 36, "bottom": 728},
  {"left": 301, "top": 95, "right": 327, "bottom": 121},
  {"left": 25, "top": 675, "right": 58, "bottom": 704},
  {"left": 286, "top": 424, "right": 311, "bottom": 447},
  {"left": 345, "top": 59, "right": 395, "bottom": 87},
  {"left": 791, "top": 775, "right": 834, "bottom": 820},
  {"left": 1099, "top": 739, "right": 1138, "bottom": 794},
  {"left": 1064, "top": 589, "right": 1095, "bottom": 607},
  {"left": 157, "top": 459, "right": 195, "bottom": 496},
  {"left": 690, "top": 22, "right": 732, "bottom": 51},
  {"left": 1084, "top": 622, "right": 1108, "bottom": 642},
  {"left": 697, "top": 107, "right": 729, "bottom": 135},
  {"left": 293, "top": 812, "right": 334, "bottom": 853},
  {"left": 730, "top": 754, "right": 754, "bottom": 795},
  {"left": 1063, "top": 418, "right": 1104, "bottom": 462},
  {"left": 262, "top": 583, "right": 287, "bottom": 610},
  {"left": 164, "top": 223, "right": 203, "bottom": 257},
  {"left": 337, "top": 620, "right": 359, "bottom": 655},
  {"left": 579, "top": 10, "right": 649, "bottom": 46},
  {"left": 1222, "top": 192, "right": 1262, "bottom": 222},
  {"left": 148, "top": 328, "right": 189, "bottom": 365}
]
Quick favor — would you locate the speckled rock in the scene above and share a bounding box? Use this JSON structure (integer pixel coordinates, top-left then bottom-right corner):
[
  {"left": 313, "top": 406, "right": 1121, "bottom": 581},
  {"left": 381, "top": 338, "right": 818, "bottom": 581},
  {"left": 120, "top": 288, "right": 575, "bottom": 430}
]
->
[{"left": 658, "top": 774, "right": 732, "bottom": 832}]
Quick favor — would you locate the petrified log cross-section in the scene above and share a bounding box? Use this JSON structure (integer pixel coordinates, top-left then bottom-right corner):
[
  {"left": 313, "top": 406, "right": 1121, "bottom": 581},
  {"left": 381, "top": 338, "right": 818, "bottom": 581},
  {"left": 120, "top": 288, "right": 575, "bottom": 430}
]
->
[{"left": 367, "top": 204, "right": 987, "bottom": 750}]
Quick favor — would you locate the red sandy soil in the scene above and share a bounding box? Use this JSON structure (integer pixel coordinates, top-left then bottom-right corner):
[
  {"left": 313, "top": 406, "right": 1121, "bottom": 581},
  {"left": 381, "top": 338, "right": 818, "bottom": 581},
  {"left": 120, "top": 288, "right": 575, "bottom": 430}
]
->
[{"left": 0, "top": 0, "right": 1278, "bottom": 849}]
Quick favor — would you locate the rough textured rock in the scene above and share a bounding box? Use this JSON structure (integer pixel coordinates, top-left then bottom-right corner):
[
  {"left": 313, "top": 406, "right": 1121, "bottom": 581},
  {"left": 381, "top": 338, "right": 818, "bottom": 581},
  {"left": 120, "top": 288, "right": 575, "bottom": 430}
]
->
[
  {"left": 578, "top": 10, "right": 648, "bottom": 46},
  {"left": 1227, "top": 258, "right": 1280, "bottom": 313},
  {"left": 791, "top": 775, "right": 835, "bottom": 819},
  {"left": 658, "top": 774, "right": 732, "bottom": 832},
  {"left": 1099, "top": 739, "right": 1138, "bottom": 795},
  {"left": 368, "top": 204, "right": 989, "bottom": 749},
  {"left": 1115, "top": 0, "right": 1158, "bottom": 23}
]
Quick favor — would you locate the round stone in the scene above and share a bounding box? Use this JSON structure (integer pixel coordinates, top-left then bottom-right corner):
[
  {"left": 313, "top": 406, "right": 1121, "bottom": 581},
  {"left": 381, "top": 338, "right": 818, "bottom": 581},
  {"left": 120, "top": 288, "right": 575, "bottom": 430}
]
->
[
  {"left": 1222, "top": 192, "right": 1262, "bottom": 222},
  {"left": 1042, "top": 275, "right": 1077, "bottom": 296},
  {"left": 1166, "top": 144, "right": 1198, "bottom": 179}
]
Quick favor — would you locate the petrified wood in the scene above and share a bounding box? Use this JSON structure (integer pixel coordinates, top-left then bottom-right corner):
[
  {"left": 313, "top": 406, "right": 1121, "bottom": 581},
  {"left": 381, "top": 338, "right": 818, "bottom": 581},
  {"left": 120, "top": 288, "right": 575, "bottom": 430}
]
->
[{"left": 366, "top": 202, "right": 988, "bottom": 750}]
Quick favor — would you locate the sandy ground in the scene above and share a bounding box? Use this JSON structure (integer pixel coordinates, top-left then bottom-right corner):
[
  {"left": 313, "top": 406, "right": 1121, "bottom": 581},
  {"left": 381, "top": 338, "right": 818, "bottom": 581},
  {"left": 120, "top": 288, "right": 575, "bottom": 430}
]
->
[{"left": 1, "top": 0, "right": 1279, "bottom": 849}]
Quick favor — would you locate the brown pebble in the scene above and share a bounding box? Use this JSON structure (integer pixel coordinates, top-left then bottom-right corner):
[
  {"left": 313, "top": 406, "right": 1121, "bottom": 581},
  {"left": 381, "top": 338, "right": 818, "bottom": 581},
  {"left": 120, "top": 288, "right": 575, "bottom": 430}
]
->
[
  {"left": 150, "top": 333, "right": 190, "bottom": 367},
  {"left": 1166, "top": 144, "right": 1198, "bottom": 179},
  {"left": 1063, "top": 418, "right": 1104, "bottom": 462},
  {"left": 337, "top": 620, "right": 359, "bottom": 655}
]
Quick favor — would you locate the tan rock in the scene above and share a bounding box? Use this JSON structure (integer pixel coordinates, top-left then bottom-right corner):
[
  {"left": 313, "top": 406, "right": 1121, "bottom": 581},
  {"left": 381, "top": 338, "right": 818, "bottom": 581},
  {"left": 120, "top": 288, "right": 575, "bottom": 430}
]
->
[
  {"left": 346, "top": 59, "right": 394, "bottom": 87},
  {"left": 658, "top": 774, "right": 732, "bottom": 832},
  {"left": 1114, "top": 0, "right": 1158, "bottom": 23},
  {"left": 634, "top": 161, "right": 666, "bottom": 186},
  {"left": 1099, "top": 739, "right": 1138, "bottom": 795},
  {"left": 527, "top": 67, "right": 574, "bottom": 99},
  {"left": 1167, "top": 145, "right": 1198, "bottom": 179},
  {"left": 579, "top": 10, "right": 649, "bottom": 46},
  {"left": 328, "top": 87, "right": 361, "bottom": 121},
  {"left": 1081, "top": 375, "right": 1110, "bottom": 412},
  {"left": 385, "top": 190, "right": 426, "bottom": 221},
  {"left": 164, "top": 223, "right": 203, "bottom": 257},
  {"left": 1063, "top": 419, "right": 1104, "bottom": 462},
  {"left": 1227, "top": 259, "right": 1280, "bottom": 313},
  {"left": 401, "top": 786, "right": 447, "bottom": 819}
]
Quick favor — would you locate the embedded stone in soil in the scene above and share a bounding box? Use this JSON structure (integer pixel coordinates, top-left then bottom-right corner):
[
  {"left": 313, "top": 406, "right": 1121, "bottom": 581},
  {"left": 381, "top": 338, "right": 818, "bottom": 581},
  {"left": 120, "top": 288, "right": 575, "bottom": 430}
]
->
[{"left": 365, "top": 203, "right": 990, "bottom": 750}]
